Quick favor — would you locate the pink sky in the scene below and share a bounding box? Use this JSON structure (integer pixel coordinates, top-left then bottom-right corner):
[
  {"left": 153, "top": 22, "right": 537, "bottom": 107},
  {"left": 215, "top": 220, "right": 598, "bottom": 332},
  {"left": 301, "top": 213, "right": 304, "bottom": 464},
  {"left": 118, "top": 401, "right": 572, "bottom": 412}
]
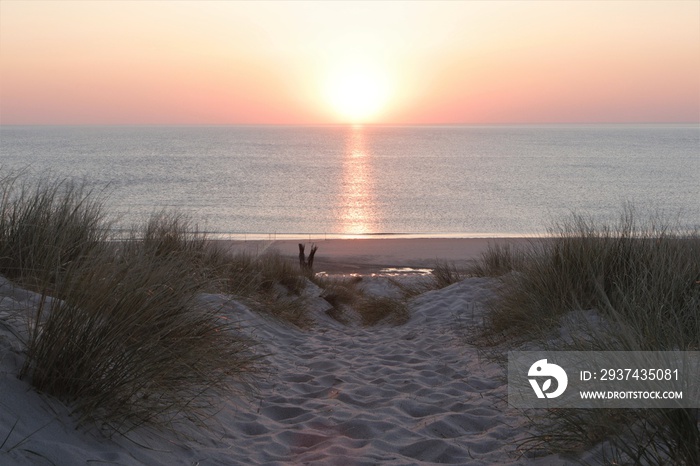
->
[{"left": 0, "top": 1, "right": 698, "bottom": 125}]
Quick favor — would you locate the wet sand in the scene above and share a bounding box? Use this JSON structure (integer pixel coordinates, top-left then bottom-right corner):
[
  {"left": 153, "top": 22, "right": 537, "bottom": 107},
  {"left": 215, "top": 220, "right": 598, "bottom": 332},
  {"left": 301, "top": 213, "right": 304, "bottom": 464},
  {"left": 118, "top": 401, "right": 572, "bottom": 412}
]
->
[{"left": 218, "top": 237, "right": 533, "bottom": 274}]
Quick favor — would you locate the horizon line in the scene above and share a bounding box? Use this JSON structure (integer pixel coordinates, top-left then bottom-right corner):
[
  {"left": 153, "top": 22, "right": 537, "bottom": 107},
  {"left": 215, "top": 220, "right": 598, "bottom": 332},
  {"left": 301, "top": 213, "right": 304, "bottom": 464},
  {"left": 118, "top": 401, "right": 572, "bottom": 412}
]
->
[{"left": 2, "top": 121, "right": 698, "bottom": 128}]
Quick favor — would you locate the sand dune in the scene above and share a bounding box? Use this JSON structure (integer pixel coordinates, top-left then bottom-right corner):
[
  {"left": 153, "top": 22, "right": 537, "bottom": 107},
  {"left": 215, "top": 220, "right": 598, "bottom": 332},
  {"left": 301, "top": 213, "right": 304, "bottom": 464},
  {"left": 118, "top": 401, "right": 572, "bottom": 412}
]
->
[{"left": 0, "top": 239, "right": 590, "bottom": 465}]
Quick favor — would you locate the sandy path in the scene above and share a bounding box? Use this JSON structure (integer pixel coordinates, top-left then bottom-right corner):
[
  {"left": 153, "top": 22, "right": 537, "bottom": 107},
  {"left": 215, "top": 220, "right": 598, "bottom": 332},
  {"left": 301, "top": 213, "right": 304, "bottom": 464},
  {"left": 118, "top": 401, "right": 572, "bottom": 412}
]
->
[
  {"left": 187, "top": 278, "right": 573, "bottom": 465},
  {"left": 0, "top": 239, "right": 583, "bottom": 465}
]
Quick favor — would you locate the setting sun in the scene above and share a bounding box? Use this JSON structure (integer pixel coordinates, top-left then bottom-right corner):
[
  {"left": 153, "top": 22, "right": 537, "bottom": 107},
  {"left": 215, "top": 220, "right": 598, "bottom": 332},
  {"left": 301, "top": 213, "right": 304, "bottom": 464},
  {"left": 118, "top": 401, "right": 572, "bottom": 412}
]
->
[
  {"left": 324, "top": 66, "right": 390, "bottom": 123},
  {"left": 0, "top": 1, "right": 697, "bottom": 125},
  {"left": 0, "top": 1, "right": 698, "bottom": 463}
]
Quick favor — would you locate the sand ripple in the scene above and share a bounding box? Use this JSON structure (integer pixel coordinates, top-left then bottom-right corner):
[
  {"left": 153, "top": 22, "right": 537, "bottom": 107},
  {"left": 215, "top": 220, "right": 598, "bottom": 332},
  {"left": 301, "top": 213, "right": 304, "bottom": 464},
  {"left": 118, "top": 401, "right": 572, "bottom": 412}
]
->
[
  {"left": 199, "top": 278, "right": 577, "bottom": 465},
  {"left": 0, "top": 276, "right": 582, "bottom": 465}
]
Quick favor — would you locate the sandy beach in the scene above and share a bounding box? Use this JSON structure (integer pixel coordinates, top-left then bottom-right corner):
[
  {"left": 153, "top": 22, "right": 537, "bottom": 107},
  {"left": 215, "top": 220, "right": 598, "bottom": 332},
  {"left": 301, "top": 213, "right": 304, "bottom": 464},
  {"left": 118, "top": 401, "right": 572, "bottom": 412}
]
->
[
  {"left": 221, "top": 237, "right": 532, "bottom": 275},
  {"left": 2, "top": 0, "right": 697, "bottom": 462},
  {"left": 0, "top": 237, "right": 592, "bottom": 465}
]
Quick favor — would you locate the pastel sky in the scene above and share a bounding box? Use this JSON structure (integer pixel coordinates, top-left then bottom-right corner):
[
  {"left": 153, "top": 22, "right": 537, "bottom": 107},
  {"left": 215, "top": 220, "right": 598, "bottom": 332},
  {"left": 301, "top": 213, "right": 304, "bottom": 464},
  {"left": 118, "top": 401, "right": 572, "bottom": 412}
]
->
[{"left": 0, "top": 0, "right": 698, "bottom": 125}]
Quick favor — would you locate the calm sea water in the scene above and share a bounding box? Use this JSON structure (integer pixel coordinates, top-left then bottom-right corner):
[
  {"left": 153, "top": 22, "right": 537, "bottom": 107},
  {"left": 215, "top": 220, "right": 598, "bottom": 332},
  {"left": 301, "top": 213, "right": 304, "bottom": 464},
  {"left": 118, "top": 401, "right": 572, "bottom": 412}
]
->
[{"left": 1, "top": 125, "right": 698, "bottom": 238}]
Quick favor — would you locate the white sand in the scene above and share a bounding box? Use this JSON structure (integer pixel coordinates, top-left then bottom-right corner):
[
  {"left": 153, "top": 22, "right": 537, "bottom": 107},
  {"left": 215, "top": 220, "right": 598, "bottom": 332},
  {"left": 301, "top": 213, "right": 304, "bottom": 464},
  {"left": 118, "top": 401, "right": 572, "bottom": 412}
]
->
[{"left": 0, "top": 238, "right": 590, "bottom": 465}]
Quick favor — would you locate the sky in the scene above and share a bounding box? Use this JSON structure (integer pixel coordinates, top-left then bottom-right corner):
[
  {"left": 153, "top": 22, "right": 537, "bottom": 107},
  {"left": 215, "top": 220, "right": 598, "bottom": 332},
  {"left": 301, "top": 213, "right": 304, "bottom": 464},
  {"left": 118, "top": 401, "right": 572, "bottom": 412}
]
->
[{"left": 0, "top": 0, "right": 698, "bottom": 125}]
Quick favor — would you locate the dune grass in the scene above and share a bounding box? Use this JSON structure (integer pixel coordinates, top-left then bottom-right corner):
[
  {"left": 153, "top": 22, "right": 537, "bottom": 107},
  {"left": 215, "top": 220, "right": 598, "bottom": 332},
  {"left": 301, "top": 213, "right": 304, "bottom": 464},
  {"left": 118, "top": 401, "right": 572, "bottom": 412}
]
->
[
  {"left": 121, "top": 212, "right": 313, "bottom": 328},
  {"left": 470, "top": 207, "right": 700, "bottom": 464},
  {"left": 20, "top": 248, "right": 260, "bottom": 432},
  {"left": 1, "top": 172, "right": 263, "bottom": 433},
  {"left": 313, "top": 275, "right": 362, "bottom": 308},
  {"left": 132, "top": 210, "right": 213, "bottom": 267},
  {"left": 384, "top": 262, "right": 470, "bottom": 300},
  {"left": 465, "top": 242, "right": 526, "bottom": 279},
  {"left": 476, "top": 209, "right": 700, "bottom": 348},
  {"left": 429, "top": 260, "right": 468, "bottom": 289},
  {"left": 313, "top": 275, "right": 411, "bottom": 326},
  {"left": 231, "top": 251, "right": 306, "bottom": 297},
  {"left": 215, "top": 250, "right": 311, "bottom": 327},
  {"left": 355, "top": 295, "right": 410, "bottom": 326},
  {"left": 0, "top": 172, "right": 110, "bottom": 291}
]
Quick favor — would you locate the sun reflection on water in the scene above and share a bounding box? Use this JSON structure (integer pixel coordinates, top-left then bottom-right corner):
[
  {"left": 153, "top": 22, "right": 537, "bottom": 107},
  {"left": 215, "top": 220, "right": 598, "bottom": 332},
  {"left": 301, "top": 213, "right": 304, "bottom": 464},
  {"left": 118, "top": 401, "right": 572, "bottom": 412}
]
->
[{"left": 338, "top": 126, "right": 376, "bottom": 235}]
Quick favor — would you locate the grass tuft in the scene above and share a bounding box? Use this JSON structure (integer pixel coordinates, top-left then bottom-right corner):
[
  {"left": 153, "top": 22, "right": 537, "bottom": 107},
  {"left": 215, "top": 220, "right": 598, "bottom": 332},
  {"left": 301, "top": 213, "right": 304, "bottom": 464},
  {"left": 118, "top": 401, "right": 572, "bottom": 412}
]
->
[
  {"left": 19, "top": 243, "right": 261, "bottom": 433},
  {"left": 223, "top": 250, "right": 313, "bottom": 329},
  {"left": 355, "top": 295, "right": 409, "bottom": 326},
  {"left": 480, "top": 209, "right": 700, "bottom": 346},
  {"left": 0, "top": 172, "right": 110, "bottom": 291},
  {"left": 431, "top": 260, "right": 468, "bottom": 288},
  {"left": 472, "top": 206, "right": 700, "bottom": 464},
  {"left": 465, "top": 242, "right": 527, "bottom": 278},
  {"left": 314, "top": 275, "right": 361, "bottom": 307},
  {"left": 1, "top": 171, "right": 262, "bottom": 434},
  {"left": 220, "top": 251, "right": 305, "bottom": 298}
]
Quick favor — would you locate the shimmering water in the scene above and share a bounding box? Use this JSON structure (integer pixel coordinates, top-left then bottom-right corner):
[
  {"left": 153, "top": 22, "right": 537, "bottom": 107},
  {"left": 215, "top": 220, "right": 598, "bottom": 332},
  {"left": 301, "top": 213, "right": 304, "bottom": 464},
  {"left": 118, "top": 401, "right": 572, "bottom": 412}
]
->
[{"left": 1, "top": 125, "right": 698, "bottom": 237}]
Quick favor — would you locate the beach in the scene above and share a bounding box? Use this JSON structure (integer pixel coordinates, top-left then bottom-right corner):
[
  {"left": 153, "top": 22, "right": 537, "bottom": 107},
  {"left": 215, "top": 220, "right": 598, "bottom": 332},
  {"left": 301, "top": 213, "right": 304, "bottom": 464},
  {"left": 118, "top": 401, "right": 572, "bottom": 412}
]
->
[
  {"left": 0, "top": 236, "right": 596, "bottom": 465},
  {"left": 2, "top": 0, "right": 697, "bottom": 462},
  {"left": 221, "top": 237, "right": 532, "bottom": 275}
]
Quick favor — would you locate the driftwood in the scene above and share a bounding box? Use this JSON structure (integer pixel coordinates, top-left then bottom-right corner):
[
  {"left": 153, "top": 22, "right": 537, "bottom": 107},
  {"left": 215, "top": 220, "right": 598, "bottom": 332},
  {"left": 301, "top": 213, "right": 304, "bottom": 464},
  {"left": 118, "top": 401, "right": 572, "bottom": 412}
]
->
[{"left": 298, "top": 243, "right": 318, "bottom": 273}]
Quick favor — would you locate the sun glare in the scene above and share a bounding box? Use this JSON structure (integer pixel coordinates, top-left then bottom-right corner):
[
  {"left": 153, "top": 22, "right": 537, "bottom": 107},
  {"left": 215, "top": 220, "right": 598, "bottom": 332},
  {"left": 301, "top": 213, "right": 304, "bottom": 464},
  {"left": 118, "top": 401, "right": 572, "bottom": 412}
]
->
[{"left": 325, "top": 66, "right": 390, "bottom": 123}]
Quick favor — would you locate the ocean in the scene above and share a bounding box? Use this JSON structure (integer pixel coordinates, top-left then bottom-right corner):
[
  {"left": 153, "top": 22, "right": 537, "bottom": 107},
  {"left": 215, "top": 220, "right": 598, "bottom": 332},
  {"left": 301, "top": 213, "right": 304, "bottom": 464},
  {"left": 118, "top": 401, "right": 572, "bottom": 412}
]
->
[{"left": 1, "top": 124, "right": 698, "bottom": 238}]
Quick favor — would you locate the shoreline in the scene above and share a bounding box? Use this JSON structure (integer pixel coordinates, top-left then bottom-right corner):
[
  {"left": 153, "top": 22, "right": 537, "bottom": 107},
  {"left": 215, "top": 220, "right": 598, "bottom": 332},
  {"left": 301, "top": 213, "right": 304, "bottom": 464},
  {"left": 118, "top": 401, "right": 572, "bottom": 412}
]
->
[
  {"left": 208, "top": 232, "right": 541, "bottom": 241},
  {"left": 216, "top": 236, "right": 534, "bottom": 275}
]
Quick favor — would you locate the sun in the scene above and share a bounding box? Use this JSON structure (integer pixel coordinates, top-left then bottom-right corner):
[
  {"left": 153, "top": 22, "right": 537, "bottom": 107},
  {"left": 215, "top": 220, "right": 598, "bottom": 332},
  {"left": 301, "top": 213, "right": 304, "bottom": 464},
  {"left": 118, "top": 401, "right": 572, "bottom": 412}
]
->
[{"left": 324, "top": 66, "right": 390, "bottom": 123}]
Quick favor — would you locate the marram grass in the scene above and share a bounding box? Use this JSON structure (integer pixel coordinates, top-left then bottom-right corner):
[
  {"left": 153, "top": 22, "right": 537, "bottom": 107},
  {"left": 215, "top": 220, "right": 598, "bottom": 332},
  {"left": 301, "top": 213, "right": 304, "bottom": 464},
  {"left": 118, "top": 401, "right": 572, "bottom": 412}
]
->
[
  {"left": 470, "top": 207, "right": 700, "bottom": 465},
  {"left": 1, "top": 171, "right": 262, "bottom": 433},
  {"left": 476, "top": 208, "right": 700, "bottom": 349},
  {"left": 20, "top": 248, "right": 261, "bottom": 432},
  {"left": 0, "top": 172, "right": 109, "bottom": 291}
]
